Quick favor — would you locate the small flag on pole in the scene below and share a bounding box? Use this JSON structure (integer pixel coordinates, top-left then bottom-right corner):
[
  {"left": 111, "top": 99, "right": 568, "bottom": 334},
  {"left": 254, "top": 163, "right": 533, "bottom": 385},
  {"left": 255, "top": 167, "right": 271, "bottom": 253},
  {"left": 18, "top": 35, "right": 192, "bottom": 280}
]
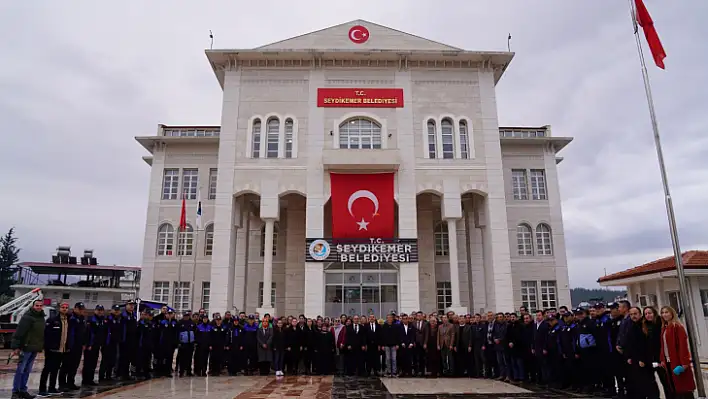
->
[
  {"left": 634, "top": 0, "right": 666, "bottom": 69},
  {"left": 196, "top": 188, "right": 202, "bottom": 230},
  {"left": 179, "top": 192, "right": 187, "bottom": 232}
]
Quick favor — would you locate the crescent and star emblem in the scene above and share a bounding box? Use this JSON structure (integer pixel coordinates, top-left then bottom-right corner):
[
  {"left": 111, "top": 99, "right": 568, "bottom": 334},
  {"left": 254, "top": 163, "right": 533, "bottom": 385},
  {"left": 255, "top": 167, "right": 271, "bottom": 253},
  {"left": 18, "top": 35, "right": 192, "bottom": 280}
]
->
[
  {"left": 347, "top": 190, "right": 380, "bottom": 231},
  {"left": 348, "top": 25, "right": 370, "bottom": 44}
]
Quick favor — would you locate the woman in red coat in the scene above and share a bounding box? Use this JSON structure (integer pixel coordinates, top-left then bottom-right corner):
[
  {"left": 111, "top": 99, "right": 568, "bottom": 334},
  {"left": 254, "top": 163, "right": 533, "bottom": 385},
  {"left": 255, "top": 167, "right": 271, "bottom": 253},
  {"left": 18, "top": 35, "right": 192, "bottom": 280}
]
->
[{"left": 660, "top": 306, "right": 696, "bottom": 398}]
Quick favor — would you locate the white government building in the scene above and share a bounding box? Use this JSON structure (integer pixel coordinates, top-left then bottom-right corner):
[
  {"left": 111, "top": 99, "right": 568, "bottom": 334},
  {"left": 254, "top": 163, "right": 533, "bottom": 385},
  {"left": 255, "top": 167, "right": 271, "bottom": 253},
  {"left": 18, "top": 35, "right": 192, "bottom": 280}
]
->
[{"left": 136, "top": 20, "right": 573, "bottom": 318}]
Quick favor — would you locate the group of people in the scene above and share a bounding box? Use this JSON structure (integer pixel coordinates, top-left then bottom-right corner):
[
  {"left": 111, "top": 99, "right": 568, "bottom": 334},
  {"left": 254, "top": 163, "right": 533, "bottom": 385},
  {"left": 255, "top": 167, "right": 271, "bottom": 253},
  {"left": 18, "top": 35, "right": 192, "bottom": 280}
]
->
[{"left": 8, "top": 298, "right": 698, "bottom": 399}]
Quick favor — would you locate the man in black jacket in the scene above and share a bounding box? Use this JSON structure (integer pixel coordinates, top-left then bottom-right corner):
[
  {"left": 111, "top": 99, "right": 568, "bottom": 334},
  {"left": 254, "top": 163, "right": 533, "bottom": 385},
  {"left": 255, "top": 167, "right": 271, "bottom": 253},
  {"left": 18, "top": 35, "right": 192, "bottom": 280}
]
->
[
  {"left": 412, "top": 311, "right": 428, "bottom": 376},
  {"left": 365, "top": 314, "right": 382, "bottom": 376},
  {"left": 344, "top": 315, "right": 366, "bottom": 376},
  {"left": 398, "top": 314, "right": 416, "bottom": 377},
  {"left": 100, "top": 305, "right": 121, "bottom": 382},
  {"left": 82, "top": 305, "right": 108, "bottom": 387},
  {"left": 533, "top": 310, "right": 550, "bottom": 385},
  {"left": 118, "top": 300, "right": 138, "bottom": 380},
  {"left": 39, "top": 302, "right": 70, "bottom": 396},
  {"left": 177, "top": 311, "right": 196, "bottom": 377},
  {"left": 58, "top": 302, "right": 86, "bottom": 392},
  {"left": 455, "top": 315, "right": 473, "bottom": 377}
]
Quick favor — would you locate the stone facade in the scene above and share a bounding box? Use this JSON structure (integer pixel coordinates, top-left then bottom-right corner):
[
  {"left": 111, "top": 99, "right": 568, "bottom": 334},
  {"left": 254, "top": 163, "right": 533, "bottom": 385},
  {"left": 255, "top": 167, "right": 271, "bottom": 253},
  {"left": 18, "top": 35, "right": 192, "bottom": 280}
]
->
[{"left": 136, "top": 20, "right": 572, "bottom": 318}]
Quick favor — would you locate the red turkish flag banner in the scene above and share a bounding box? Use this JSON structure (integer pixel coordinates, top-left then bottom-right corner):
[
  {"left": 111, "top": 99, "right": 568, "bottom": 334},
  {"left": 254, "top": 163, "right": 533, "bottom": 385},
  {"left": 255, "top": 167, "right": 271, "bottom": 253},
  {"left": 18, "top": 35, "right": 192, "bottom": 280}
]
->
[
  {"left": 635, "top": 0, "right": 666, "bottom": 69},
  {"left": 330, "top": 173, "right": 395, "bottom": 239}
]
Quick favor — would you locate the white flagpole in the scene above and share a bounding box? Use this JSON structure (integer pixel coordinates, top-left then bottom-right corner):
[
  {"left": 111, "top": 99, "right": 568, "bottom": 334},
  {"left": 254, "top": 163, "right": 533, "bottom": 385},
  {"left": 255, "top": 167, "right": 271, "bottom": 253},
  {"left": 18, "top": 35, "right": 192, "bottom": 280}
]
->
[
  {"left": 176, "top": 191, "right": 185, "bottom": 312},
  {"left": 190, "top": 186, "right": 202, "bottom": 311},
  {"left": 627, "top": 1, "right": 705, "bottom": 395}
]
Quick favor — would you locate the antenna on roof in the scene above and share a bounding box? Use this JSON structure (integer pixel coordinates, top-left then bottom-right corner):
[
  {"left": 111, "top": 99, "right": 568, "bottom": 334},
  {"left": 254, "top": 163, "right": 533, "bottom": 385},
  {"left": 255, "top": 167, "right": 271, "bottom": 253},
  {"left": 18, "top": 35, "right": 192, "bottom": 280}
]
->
[
  {"left": 507, "top": 33, "right": 512, "bottom": 52},
  {"left": 209, "top": 30, "right": 214, "bottom": 50}
]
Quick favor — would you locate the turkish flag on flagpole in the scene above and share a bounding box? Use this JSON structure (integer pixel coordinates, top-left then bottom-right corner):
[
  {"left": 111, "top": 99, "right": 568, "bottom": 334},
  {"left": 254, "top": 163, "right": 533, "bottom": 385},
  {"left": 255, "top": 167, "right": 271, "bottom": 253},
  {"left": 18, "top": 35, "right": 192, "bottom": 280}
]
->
[
  {"left": 330, "top": 173, "right": 395, "bottom": 239},
  {"left": 635, "top": 0, "right": 666, "bottom": 69},
  {"left": 179, "top": 192, "right": 187, "bottom": 232}
]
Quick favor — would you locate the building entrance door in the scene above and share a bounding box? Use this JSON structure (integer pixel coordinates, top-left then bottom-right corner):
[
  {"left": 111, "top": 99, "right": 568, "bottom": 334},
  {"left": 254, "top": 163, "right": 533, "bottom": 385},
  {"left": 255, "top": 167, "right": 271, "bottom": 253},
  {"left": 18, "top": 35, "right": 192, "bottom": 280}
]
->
[{"left": 324, "top": 262, "right": 398, "bottom": 318}]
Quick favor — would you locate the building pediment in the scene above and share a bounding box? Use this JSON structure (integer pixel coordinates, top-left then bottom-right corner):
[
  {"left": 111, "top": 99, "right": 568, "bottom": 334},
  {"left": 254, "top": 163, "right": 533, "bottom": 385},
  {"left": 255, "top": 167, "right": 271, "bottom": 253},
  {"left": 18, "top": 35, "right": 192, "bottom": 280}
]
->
[{"left": 256, "top": 19, "right": 462, "bottom": 52}]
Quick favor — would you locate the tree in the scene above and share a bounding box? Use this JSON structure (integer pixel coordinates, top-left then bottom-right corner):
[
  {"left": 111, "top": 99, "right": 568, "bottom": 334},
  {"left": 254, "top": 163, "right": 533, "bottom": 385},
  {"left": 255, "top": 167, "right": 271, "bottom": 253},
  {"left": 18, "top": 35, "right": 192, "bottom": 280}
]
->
[{"left": 0, "top": 228, "right": 20, "bottom": 297}]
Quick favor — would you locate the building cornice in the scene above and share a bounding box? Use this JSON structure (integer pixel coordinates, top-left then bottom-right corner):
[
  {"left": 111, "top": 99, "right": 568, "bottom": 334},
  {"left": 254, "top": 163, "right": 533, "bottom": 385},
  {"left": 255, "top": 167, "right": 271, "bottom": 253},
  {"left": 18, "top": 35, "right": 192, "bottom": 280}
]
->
[{"left": 205, "top": 49, "right": 514, "bottom": 88}]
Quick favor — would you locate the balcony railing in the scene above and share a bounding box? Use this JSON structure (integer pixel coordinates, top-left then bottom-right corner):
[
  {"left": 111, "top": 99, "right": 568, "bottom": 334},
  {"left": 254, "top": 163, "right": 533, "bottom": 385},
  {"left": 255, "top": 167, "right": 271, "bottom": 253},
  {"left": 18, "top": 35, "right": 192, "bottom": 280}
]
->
[
  {"left": 162, "top": 127, "right": 220, "bottom": 137},
  {"left": 499, "top": 129, "right": 547, "bottom": 138}
]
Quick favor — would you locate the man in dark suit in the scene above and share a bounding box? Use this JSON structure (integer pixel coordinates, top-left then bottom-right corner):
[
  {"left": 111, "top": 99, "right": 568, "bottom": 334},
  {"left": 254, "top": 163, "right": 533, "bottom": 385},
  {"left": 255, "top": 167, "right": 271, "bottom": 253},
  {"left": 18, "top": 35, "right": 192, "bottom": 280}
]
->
[
  {"left": 364, "top": 314, "right": 381, "bottom": 376},
  {"left": 344, "top": 315, "right": 366, "bottom": 376},
  {"left": 413, "top": 311, "right": 428, "bottom": 376},
  {"left": 456, "top": 314, "right": 473, "bottom": 377},
  {"left": 533, "top": 310, "right": 550, "bottom": 385},
  {"left": 398, "top": 314, "right": 416, "bottom": 377}
]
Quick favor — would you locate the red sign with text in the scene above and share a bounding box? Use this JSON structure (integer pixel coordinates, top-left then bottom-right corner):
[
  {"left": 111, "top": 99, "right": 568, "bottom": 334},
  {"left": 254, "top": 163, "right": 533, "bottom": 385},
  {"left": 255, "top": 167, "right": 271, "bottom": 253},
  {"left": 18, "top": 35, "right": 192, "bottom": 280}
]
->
[{"left": 317, "top": 88, "right": 404, "bottom": 108}]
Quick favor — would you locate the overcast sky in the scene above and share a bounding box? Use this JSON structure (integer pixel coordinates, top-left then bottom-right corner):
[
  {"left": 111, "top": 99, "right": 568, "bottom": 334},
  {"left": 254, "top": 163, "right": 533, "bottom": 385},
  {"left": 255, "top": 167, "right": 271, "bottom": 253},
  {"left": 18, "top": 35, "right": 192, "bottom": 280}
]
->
[{"left": 0, "top": 1, "right": 706, "bottom": 288}]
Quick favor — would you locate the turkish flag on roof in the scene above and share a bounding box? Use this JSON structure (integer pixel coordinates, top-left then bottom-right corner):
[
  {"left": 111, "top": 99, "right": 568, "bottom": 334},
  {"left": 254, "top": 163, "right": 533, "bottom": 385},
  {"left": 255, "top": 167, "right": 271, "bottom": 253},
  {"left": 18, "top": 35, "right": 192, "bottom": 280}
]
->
[
  {"left": 330, "top": 173, "right": 395, "bottom": 239},
  {"left": 635, "top": 0, "right": 666, "bottom": 69}
]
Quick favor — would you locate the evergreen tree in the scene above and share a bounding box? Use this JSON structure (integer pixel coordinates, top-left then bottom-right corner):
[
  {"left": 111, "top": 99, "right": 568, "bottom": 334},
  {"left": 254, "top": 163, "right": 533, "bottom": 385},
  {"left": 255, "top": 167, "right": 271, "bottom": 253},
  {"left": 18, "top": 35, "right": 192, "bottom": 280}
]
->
[{"left": 0, "top": 228, "right": 20, "bottom": 296}]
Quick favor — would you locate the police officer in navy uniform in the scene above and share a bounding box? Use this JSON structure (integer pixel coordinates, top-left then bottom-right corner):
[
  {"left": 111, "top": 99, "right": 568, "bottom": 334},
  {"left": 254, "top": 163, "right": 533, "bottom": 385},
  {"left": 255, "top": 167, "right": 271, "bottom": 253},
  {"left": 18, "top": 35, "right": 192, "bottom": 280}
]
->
[
  {"left": 558, "top": 312, "right": 577, "bottom": 390},
  {"left": 82, "top": 305, "right": 108, "bottom": 386},
  {"left": 545, "top": 315, "right": 562, "bottom": 388},
  {"left": 593, "top": 303, "right": 615, "bottom": 396},
  {"left": 608, "top": 302, "right": 626, "bottom": 397},
  {"left": 118, "top": 300, "right": 138, "bottom": 380},
  {"left": 136, "top": 310, "right": 155, "bottom": 379},
  {"left": 194, "top": 314, "right": 213, "bottom": 376},
  {"left": 157, "top": 309, "right": 179, "bottom": 376},
  {"left": 99, "top": 305, "right": 121, "bottom": 381},
  {"left": 177, "top": 311, "right": 196, "bottom": 377}
]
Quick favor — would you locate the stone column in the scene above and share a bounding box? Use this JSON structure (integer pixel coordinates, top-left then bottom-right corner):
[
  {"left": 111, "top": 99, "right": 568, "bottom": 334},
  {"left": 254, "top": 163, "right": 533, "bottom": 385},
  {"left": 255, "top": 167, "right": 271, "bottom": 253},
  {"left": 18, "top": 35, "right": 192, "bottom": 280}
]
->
[
  {"left": 446, "top": 218, "right": 462, "bottom": 309},
  {"left": 259, "top": 218, "right": 275, "bottom": 312}
]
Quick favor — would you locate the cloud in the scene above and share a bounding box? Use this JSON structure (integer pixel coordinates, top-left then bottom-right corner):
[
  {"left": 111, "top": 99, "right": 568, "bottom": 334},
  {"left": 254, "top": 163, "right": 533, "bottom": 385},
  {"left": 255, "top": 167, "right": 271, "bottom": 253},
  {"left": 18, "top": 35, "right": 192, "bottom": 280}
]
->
[{"left": 0, "top": 1, "right": 706, "bottom": 291}]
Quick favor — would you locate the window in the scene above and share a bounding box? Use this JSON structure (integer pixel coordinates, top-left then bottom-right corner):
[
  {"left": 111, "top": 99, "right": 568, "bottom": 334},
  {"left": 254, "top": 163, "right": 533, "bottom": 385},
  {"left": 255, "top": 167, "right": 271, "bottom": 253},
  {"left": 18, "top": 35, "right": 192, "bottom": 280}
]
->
[
  {"left": 339, "top": 118, "right": 382, "bottom": 149},
  {"left": 173, "top": 282, "right": 190, "bottom": 312},
  {"left": 540, "top": 280, "right": 557, "bottom": 309},
  {"left": 668, "top": 291, "right": 682, "bottom": 315},
  {"left": 511, "top": 169, "right": 529, "bottom": 200},
  {"left": 208, "top": 168, "right": 218, "bottom": 200},
  {"left": 441, "top": 119, "right": 455, "bottom": 159},
  {"left": 251, "top": 119, "right": 262, "bottom": 158},
  {"left": 178, "top": 224, "right": 194, "bottom": 256},
  {"left": 285, "top": 118, "right": 294, "bottom": 158},
  {"left": 530, "top": 169, "right": 547, "bottom": 200},
  {"left": 434, "top": 221, "right": 449, "bottom": 256},
  {"left": 152, "top": 281, "right": 170, "bottom": 303},
  {"left": 260, "top": 222, "right": 279, "bottom": 257},
  {"left": 436, "top": 281, "right": 452, "bottom": 314},
  {"left": 266, "top": 117, "right": 280, "bottom": 158},
  {"left": 459, "top": 120, "right": 470, "bottom": 159},
  {"left": 204, "top": 224, "right": 214, "bottom": 256},
  {"left": 516, "top": 224, "right": 533, "bottom": 256},
  {"left": 258, "top": 282, "right": 276, "bottom": 307},
  {"left": 182, "top": 169, "right": 198, "bottom": 200},
  {"left": 162, "top": 169, "right": 179, "bottom": 200},
  {"left": 84, "top": 292, "right": 98, "bottom": 303},
  {"left": 535, "top": 223, "right": 553, "bottom": 255},
  {"left": 521, "top": 281, "right": 538, "bottom": 311},
  {"left": 202, "top": 282, "right": 211, "bottom": 312},
  {"left": 427, "top": 120, "right": 437, "bottom": 158},
  {"left": 700, "top": 290, "right": 708, "bottom": 317},
  {"left": 157, "top": 223, "right": 175, "bottom": 256}
]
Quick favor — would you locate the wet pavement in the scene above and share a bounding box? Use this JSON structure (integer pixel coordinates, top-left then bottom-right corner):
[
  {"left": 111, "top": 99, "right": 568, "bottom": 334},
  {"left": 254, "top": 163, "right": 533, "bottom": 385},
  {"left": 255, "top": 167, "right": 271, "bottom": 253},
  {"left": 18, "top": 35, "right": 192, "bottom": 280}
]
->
[{"left": 0, "top": 351, "right": 610, "bottom": 398}]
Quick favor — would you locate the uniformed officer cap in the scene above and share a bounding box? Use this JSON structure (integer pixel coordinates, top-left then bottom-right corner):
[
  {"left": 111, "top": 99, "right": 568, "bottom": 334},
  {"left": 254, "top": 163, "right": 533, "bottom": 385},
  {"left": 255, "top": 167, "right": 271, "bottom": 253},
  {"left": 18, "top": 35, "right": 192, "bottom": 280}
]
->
[
  {"left": 248, "top": 314, "right": 256, "bottom": 319},
  {"left": 111, "top": 305, "right": 121, "bottom": 311},
  {"left": 593, "top": 302, "right": 606, "bottom": 309},
  {"left": 215, "top": 315, "right": 222, "bottom": 320},
  {"left": 608, "top": 302, "right": 619, "bottom": 309},
  {"left": 126, "top": 300, "right": 136, "bottom": 305},
  {"left": 183, "top": 311, "right": 192, "bottom": 317},
  {"left": 95, "top": 305, "right": 104, "bottom": 310},
  {"left": 562, "top": 312, "right": 573, "bottom": 318},
  {"left": 167, "top": 309, "right": 174, "bottom": 313},
  {"left": 573, "top": 307, "right": 586, "bottom": 315},
  {"left": 201, "top": 314, "right": 209, "bottom": 319}
]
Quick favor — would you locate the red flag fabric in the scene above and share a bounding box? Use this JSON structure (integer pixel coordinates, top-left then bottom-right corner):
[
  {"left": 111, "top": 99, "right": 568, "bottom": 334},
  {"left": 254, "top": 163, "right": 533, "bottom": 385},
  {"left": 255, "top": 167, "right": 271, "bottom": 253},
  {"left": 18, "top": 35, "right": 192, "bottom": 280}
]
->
[
  {"left": 330, "top": 173, "right": 395, "bottom": 239},
  {"left": 635, "top": 0, "right": 666, "bottom": 69},
  {"left": 179, "top": 193, "right": 187, "bottom": 232}
]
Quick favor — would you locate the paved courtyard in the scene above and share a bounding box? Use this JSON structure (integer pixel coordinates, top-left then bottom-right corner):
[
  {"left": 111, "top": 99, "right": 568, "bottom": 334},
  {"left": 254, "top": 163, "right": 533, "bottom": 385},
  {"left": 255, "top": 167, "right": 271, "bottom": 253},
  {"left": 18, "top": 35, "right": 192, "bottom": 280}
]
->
[{"left": 0, "top": 351, "right": 639, "bottom": 398}]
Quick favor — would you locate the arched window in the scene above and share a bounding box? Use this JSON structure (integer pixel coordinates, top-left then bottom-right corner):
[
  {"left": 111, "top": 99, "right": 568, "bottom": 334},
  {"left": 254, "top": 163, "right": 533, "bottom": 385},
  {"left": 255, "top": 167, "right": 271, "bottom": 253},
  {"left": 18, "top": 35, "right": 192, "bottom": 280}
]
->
[
  {"left": 516, "top": 224, "right": 533, "bottom": 256},
  {"left": 157, "top": 223, "right": 175, "bottom": 256},
  {"left": 266, "top": 117, "right": 280, "bottom": 158},
  {"left": 434, "top": 221, "right": 449, "bottom": 256},
  {"left": 427, "top": 120, "right": 437, "bottom": 158},
  {"left": 459, "top": 120, "right": 470, "bottom": 159},
  {"left": 441, "top": 118, "right": 455, "bottom": 159},
  {"left": 285, "top": 118, "right": 294, "bottom": 158},
  {"left": 260, "top": 222, "right": 279, "bottom": 257},
  {"left": 339, "top": 118, "right": 382, "bottom": 149},
  {"left": 536, "top": 223, "right": 553, "bottom": 255},
  {"left": 251, "top": 119, "right": 262, "bottom": 158},
  {"left": 204, "top": 224, "right": 214, "bottom": 256},
  {"left": 178, "top": 224, "right": 194, "bottom": 256}
]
